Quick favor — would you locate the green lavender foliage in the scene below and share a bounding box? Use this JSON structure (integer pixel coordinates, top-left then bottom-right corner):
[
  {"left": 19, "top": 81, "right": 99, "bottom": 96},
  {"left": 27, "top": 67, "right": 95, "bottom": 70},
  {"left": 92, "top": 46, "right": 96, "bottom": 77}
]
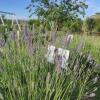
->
[{"left": 0, "top": 31, "right": 100, "bottom": 100}]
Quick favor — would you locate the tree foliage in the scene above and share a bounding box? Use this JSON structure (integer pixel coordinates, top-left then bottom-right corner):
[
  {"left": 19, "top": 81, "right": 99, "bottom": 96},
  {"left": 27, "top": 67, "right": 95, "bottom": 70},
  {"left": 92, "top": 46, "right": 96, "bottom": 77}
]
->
[
  {"left": 70, "top": 18, "right": 83, "bottom": 33},
  {"left": 29, "top": 19, "right": 40, "bottom": 26},
  {"left": 95, "top": 19, "right": 100, "bottom": 33},
  {"left": 85, "top": 18, "right": 96, "bottom": 34},
  {"left": 62, "top": 18, "right": 83, "bottom": 33},
  {"left": 26, "top": 0, "right": 88, "bottom": 30}
]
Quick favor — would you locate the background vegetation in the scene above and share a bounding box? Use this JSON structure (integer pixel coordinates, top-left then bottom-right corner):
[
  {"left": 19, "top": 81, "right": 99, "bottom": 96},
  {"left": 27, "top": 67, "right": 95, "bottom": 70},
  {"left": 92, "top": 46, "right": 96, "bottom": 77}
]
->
[{"left": 0, "top": 0, "right": 100, "bottom": 100}]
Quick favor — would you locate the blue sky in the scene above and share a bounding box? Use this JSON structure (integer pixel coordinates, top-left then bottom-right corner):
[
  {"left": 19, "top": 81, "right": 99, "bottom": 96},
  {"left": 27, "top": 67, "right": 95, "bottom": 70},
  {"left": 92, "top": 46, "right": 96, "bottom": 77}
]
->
[
  {"left": 86, "top": 0, "right": 100, "bottom": 17},
  {"left": 0, "top": 0, "right": 100, "bottom": 19},
  {"left": 0, "top": 0, "right": 30, "bottom": 19}
]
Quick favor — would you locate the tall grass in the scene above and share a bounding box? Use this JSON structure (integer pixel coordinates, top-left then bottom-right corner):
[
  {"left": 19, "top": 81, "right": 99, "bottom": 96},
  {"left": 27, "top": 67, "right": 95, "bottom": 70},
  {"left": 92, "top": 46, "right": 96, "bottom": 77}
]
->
[{"left": 0, "top": 31, "right": 100, "bottom": 100}]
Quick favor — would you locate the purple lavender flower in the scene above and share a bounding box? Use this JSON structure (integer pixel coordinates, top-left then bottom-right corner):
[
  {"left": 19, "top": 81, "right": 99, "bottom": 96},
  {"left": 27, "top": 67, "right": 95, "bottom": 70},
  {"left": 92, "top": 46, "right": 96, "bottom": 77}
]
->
[
  {"left": 76, "top": 41, "right": 85, "bottom": 53},
  {"left": 29, "top": 46, "right": 36, "bottom": 55},
  {"left": 23, "top": 26, "right": 36, "bottom": 55},
  {"left": 11, "top": 32, "right": 18, "bottom": 40},
  {"left": 24, "top": 26, "right": 33, "bottom": 46},
  {"left": 0, "top": 39, "right": 5, "bottom": 47},
  {"left": 63, "top": 34, "right": 73, "bottom": 48},
  {"left": 24, "top": 26, "right": 30, "bottom": 40}
]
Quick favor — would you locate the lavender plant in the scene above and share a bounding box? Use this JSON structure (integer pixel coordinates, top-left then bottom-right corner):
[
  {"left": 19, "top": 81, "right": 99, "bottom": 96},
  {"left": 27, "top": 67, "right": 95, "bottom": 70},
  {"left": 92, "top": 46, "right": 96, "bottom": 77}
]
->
[
  {"left": 23, "top": 26, "right": 36, "bottom": 55},
  {"left": 11, "top": 32, "right": 18, "bottom": 40},
  {"left": 0, "top": 30, "right": 100, "bottom": 100}
]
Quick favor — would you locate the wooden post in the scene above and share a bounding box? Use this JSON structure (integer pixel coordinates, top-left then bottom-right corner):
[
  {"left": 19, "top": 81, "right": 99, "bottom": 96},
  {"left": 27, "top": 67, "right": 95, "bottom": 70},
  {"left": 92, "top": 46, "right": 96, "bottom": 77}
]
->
[
  {"left": 14, "top": 15, "right": 21, "bottom": 31},
  {"left": 0, "top": 16, "right": 5, "bottom": 26},
  {"left": 11, "top": 15, "right": 14, "bottom": 28}
]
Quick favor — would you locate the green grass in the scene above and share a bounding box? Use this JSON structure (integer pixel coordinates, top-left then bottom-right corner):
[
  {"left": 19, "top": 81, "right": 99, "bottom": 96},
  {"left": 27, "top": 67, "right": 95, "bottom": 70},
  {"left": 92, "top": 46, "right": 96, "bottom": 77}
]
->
[{"left": 0, "top": 32, "right": 100, "bottom": 100}]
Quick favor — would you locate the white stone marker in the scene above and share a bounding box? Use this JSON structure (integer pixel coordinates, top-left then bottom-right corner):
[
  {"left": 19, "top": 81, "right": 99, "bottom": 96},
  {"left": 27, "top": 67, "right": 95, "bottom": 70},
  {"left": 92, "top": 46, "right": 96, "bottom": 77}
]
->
[
  {"left": 46, "top": 45, "right": 70, "bottom": 68},
  {"left": 67, "top": 34, "right": 73, "bottom": 42},
  {"left": 46, "top": 45, "right": 56, "bottom": 63},
  {"left": 63, "top": 34, "right": 74, "bottom": 48},
  {"left": 58, "top": 48, "right": 70, "bottom": 69}
]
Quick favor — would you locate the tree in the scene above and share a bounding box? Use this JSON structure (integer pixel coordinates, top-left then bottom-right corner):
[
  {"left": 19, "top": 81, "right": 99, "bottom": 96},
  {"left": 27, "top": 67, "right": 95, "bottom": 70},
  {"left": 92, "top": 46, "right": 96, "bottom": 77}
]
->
[
  {"left": 28, "top": 19, "right": 40, "bottom": 26},
  {"left": 86, "top": 18, "right": 96, "bottom": 35},
  {"left": 26, "top": 0, "right": 88, "bottom": 30},
  {"left": 70, "top": 18, "right": 83, "bottom": 33}
]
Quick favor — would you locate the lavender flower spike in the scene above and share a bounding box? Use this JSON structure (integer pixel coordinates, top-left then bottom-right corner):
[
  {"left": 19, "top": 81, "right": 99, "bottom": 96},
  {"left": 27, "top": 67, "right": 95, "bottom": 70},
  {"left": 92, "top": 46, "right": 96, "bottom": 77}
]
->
[
  {"left": 54, "top": 49, "right": 62, "bottom": 74},
  {"left": 11, "top": 32, "right": 18, "bottom": 40},
  {"left": 24, "top": 25, "right": 30, "bottom": 40},
  {"left": 76, "top": 41, "right": 85, "bottom": 53},
  {"left": 0, "top": 39, "right": 5, "bottom": 47},
  {"left": 29, "top": 46, "right": 36, "bottom": 55},
  {"left": 63, "top": 33, "right": 73, "bottom": 48}
]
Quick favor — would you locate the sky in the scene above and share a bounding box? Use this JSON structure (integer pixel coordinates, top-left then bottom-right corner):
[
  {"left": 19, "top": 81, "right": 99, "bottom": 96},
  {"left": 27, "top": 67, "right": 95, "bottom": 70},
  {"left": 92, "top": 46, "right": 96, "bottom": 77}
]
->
[
  {"left": 0, "top": 0, "right": 31, "bottom": 19},
  {"left": 86, "top": 0, "right": 100, "bottom": 17},
  {"left": 0, "top": 0, "right": 100, "bottom": 19}
]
